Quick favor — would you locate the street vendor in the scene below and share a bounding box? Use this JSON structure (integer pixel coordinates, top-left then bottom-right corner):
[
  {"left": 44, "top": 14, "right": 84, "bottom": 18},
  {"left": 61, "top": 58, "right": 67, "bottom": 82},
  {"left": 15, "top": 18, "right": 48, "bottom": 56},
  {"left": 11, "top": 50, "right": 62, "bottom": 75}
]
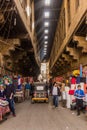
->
[{"left": 4, "top": 77, "right": 16, "bottom": 117}]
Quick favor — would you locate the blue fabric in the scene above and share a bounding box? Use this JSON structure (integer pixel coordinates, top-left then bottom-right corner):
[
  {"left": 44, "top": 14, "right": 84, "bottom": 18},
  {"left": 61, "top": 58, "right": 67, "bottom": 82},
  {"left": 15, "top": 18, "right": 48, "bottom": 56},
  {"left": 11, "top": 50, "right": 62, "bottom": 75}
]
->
[
  {"left": 80, "top": 64, "right": 82, "bottom": 77},
  {"left": 25, "top": 83, "right": 31, "bottom": 90},
  {"left": 0, "top": 90, "right": 5, "bottom": 98},
  {"left": 76, "top": 76, "right": 80, "bottom": 84},
  {"left": 74, "top": 89, "right": 85, "bottom": 99},
  {"left": 53, "top": 95, "right": 58, "bottom": 107},
  {"left": 18, "top": 84, "right": 22, "bottom": 89},
  {"left": 7, "top": 98, "right": 15, "bottom": 114}
]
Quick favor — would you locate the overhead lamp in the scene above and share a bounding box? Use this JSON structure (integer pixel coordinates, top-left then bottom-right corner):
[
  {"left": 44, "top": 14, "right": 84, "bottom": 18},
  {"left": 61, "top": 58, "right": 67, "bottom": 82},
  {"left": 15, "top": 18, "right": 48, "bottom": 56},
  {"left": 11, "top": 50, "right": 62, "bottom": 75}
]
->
[
  {"left": 26, "top": 6, "right": 31, "bottom": 16},
  {"left": 86, "top": 34, "right": 87, "bottom": 41},
  {"left": 44, "top": 48, "right": 47, "bottom": 51},
  {"left": 44, "top": 29, "right": 49, "bottom": 34},
  {"left": 44, "top": 12, "right": 50, "bottom": 18},
  {"left": 44, "top": 45, "right": 47, "bottom": 47},
  {"left": 44, "top": 36, "right": 48, "bottom": 39},
  {"left": 45, "top": 0, "right": 50, "bottom": 6},
  {"left": 14, "top": 18, "right": 16, "bottom": 26},
  {"left": 44, "top": 41, "right": 48, "bottom": 44},
  {"left": 32, "top": 22, "right": 34, "bottom": 30},
  {"left": 44, "top": 49, "right": 47, "bottom": 52},
  {"left": 44, "top": 22, "right": 49, "bottom": 27}
]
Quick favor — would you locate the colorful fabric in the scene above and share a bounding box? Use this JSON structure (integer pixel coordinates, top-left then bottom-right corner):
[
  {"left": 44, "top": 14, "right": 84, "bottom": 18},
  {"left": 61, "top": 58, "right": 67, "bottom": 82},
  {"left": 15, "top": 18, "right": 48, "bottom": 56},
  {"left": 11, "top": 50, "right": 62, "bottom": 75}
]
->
[
  {"left": 76, "top": 76, "right": 80, "bottom": 84},
  {"left": 71, "top": 77, "right": 76, "bottom": 84},
  {"left": 3, "top": 76, "right": 13, "bottom": 84},
  {"left": 72, "top": 70, "right": 80, "bottom": 77},
  {"left": 69, "top": 90, "right": 75, "bottom": 95},
  {"left": 0, "top": 105, "right": 10, "bottom": 121}
]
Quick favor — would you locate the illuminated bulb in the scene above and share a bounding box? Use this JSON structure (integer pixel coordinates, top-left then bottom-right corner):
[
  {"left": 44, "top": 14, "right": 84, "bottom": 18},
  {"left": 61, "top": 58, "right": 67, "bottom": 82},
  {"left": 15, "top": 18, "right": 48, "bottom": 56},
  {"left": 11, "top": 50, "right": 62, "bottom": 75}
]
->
[{"left": 86, "top": 34, "right": 87, "bottom": 41}]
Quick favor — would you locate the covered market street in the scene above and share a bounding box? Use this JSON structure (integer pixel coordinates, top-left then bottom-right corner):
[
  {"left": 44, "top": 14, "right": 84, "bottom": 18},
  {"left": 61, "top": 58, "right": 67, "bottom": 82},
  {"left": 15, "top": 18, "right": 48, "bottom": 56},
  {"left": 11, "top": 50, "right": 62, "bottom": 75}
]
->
[
  {"left": 0, "top": 100, "right": 87, "bottom": 130},
  {"left": 0, "top": 0, "right": 87, "bottom": 130}
]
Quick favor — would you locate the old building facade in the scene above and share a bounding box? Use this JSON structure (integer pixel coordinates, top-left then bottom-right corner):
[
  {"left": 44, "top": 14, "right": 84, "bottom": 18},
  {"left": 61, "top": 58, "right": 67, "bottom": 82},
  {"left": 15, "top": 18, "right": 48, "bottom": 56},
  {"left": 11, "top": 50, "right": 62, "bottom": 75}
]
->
[{"left": 49, "top": 0, "right": 87, "bottom": 77}]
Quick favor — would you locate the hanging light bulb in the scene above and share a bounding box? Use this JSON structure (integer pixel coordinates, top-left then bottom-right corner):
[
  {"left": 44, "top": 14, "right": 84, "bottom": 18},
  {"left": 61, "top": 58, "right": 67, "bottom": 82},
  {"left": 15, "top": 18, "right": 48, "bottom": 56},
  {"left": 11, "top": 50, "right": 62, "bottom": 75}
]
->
[
  {"left": 85, "top": 13, "right": 87, "bottom": 41},
  {"left": 86, "top": 34, "right": 87, "bottom": 41},
  {"left": 14, "top": 18, "right": 16, "bottom": 26}
]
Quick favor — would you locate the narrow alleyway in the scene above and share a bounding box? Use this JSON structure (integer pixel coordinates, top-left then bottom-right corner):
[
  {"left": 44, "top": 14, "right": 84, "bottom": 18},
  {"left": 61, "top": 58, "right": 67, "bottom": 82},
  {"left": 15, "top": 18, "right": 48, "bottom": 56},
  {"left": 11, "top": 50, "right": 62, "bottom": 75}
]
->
[{"left": 0, "top": 99, "right": 87, "bottom": 130}]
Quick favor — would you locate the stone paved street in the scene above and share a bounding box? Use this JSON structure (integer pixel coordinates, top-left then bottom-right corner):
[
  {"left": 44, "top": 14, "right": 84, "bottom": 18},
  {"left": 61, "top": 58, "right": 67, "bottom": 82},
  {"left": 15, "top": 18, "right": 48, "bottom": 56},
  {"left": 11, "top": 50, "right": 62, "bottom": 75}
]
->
[{"left": 0, "top": 100, "right": 87, "bottom": 130}]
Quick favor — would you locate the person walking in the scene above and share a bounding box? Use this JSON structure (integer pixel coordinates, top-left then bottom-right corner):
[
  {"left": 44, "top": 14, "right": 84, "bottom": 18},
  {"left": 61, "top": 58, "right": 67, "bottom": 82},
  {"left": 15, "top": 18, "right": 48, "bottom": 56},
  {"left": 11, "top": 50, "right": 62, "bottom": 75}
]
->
[
  {"left": 52, "top": 82, "right": 61, "bottom": 108},
  {"left": 25, "top": 80, "right": 31, "bottom": 99},
  {"left": 4, "top": 78, "right": 16, "bottom": 117},
  {"left": 74, "top": 85, "right": 85, "bottom": 116}
]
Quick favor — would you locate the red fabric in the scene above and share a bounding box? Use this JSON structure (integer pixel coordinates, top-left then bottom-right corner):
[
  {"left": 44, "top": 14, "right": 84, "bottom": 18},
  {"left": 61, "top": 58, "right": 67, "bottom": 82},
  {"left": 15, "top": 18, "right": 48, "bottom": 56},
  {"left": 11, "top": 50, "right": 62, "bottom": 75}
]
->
[
  {"left": 71, "top": 77, "right": 76, "bottom": 84},
  {"left": 0, "top": 106, "right": 10, "bottom": 121},
  {"left": 69, "top": 90, "right": 75, "bottom": 95},
  {"left": 84, "top": 84, "right": 87, "bottom": 94}
]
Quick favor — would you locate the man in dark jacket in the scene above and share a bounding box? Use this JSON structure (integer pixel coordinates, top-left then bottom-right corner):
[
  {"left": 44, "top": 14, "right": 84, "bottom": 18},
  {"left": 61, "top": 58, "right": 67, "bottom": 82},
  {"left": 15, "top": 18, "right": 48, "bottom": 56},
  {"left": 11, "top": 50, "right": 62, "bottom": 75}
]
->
[
  {"left": 52, "top": 82, "right": 61, "bottom": 108},
  {"left": 4, "top": 78, "right": 16, "bottom": 117}
]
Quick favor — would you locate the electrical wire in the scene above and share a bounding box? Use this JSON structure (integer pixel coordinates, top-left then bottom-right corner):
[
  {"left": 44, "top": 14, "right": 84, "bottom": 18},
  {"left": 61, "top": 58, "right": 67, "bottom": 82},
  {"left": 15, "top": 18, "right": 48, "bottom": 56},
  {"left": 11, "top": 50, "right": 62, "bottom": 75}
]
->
[
  {"left": 0, "top": 2, "right": 11, "bottom": 31},
  {"left": 0, "top": 1, "right": 28, "bottom": 52},
  {"left": 6, "top": 6, "right": 14, "bottom": 41},
  {"left": 1, "top": 2, "right": 14, "bottom": 38},
  {"left": 0, "top": 1, "right": 10, "bottom": 16},
  {"left": 0, "top": 0, "right": 6, "bottom": 10}
]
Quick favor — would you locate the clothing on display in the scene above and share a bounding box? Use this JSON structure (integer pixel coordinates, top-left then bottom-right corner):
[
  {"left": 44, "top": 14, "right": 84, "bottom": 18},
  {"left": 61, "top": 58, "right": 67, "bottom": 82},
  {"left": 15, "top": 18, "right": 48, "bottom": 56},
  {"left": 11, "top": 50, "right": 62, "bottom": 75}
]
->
[
  {"left": 69, "top": 90, "right": 75, "bottom": 95},
  {"left": 62, "top": 91, "right": 66, "bottom": 100},
  {"left": 66, "top": 94, "right": 71, "bottom": 108},
  {"left": 76, "top": 76, "right": 80, "bottom": 84},
  {"left": 71, "top": 77, "right": 76, "bottom": 84},
  {"left": 71, "top": 84, "right": 76, "bottom": 90},
  {"left": 65, "top": 86, "right": 70, "bottom": 92},
  {"left": 84, "top": 84, "right": 87, "bottom": 93}
]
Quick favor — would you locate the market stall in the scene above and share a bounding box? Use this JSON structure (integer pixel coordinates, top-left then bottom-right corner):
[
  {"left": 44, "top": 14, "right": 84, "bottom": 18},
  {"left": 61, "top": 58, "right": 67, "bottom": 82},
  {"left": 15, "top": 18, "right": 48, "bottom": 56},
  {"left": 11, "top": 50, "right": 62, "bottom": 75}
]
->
[
  {"left": 14, "top": 89, "right": 24, "bottom": 102},
  {"left": 0, "top": 99, "right": 10, "bottom": 121}
]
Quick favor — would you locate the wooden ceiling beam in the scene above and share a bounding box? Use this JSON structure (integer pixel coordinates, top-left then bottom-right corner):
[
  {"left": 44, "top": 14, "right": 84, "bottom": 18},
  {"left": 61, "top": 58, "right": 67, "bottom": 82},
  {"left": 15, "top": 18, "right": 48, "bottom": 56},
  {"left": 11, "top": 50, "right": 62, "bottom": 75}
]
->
[
  {"left": 73, "top": 36, "right": 87, "bottom": 53},
  {"left": 66, "top": 47, "right": 79, "bottom": 60},
  {"left": 61, "top": 53, "right": 71, "bottom": 63}
]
